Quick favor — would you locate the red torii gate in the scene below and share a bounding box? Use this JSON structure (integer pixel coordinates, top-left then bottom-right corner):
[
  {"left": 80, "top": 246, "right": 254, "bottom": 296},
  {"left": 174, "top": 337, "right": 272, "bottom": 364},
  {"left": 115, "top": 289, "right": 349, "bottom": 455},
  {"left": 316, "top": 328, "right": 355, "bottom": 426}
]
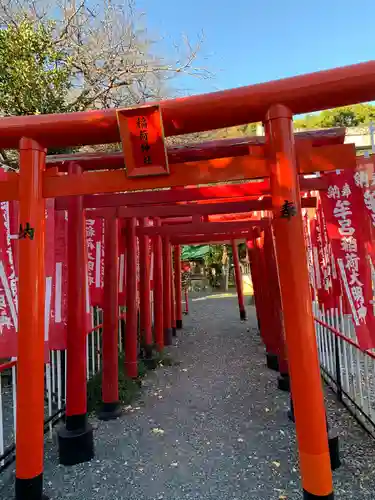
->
[
  {"left": 54, "top": 171, "right": 318, "bottom": 380},
  {"left": 3, "top": 60, "right": 375, "bottom": 500},
  {"left": 79, "top": 192, "right": 317, "bottom": 357}
]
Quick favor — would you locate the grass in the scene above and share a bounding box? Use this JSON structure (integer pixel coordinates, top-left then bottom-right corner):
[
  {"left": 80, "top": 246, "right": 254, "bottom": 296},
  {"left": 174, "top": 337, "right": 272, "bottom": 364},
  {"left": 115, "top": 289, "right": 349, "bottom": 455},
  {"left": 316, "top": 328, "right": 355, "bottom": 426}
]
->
[{"left": 87, "top": 347, "right": 179, "bottom": 415}]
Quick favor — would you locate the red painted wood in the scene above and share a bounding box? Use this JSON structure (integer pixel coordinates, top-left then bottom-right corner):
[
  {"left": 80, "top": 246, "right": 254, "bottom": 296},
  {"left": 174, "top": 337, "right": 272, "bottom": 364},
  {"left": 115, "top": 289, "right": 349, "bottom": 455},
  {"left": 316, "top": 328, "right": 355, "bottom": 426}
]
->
[
  {"left": 139, "top": 218, "right": 152, "bottom": 348},
  {"left": 162, "top": 236, "right": 172, "bottom": 346},
  {"left": 115, "top": 197, "right": 316, "bottom": 219},
  {"left": 262, "top": 221, "right": 288, "bottom": 374},
  {"left": 153, "top": 218, "right": 164, "bottom": 351},
  {"left": 66, "top": 163, "right": 87, "bottom": 417},
  {"left": 125, "top": 217, "right": 138, "bottom": 378},
  {"left": 47, "top": 128, "right": 345, "bottom": 172},
  {"left": 174, "top": 245, "right": 182, "bottom": 326},
  {"left": 137, "top": 220, "right": 266, "bottom": 237},
  {"left": 117, "top": 105, "right": 169, "bottom": 177},
  {"left": 55, "top": 178, "right": 326, "bottom": 210},
  {"left": 102, "top": 215, "right": 119, "bottom": 403},
  {"left": 1, "top": 59, "right": 372, "bottom": 148}
]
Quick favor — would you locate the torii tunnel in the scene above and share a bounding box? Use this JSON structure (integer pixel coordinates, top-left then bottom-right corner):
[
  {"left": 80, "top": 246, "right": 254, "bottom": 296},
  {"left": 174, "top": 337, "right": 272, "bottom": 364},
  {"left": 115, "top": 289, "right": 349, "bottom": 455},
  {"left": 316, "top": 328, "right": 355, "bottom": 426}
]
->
[{"left": 3, "top": 59, "right": 375, "bottom": 500}]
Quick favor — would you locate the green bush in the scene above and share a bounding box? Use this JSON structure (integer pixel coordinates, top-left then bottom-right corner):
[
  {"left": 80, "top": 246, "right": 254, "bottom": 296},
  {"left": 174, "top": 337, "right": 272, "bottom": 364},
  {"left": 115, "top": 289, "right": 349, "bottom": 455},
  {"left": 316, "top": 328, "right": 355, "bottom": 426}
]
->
[{"left": 87, "top": 348, "right": 178, "bottom": 415}]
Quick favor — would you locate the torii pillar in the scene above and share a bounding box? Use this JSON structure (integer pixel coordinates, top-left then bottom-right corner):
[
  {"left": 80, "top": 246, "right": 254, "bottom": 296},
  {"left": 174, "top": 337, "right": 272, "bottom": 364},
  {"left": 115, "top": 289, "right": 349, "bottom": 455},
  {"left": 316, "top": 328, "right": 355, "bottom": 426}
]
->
[
  {"left": 139, "top": 217, "right": 153, "bottom": 357},
  {"left": 15, "top": 139, "right": 47, "bottom": 500},
  {"left": 163, "top": 236, "right": 173, "bottom": 345},
  {"left": 265, "top": 104, "right": 333, "bottom": 500},
  {"left": 174, "top": 244, "right": 183, "bottom": 329},
  {"left": 125, "top": 217, "right": 138, "bottom": 378},
  {"left": 99, "top": 214, "right": 121, "bottom": 420},
  {"left": 153, "top": 218, "right": 164, "bottom": 350},
  {"left": 262, "top": 220, "right": 289, "bottom": 391},
  {"left": 58, "top": 163, "right": 94, "bottom": 467}
]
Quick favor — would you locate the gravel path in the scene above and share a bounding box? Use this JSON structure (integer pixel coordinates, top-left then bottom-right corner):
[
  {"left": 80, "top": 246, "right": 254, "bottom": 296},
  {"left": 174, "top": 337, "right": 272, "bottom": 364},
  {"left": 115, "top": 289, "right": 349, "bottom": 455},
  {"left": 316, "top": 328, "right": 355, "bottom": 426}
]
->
[{"left": 1, "top": 292, "right": 375, "bottom": 499}]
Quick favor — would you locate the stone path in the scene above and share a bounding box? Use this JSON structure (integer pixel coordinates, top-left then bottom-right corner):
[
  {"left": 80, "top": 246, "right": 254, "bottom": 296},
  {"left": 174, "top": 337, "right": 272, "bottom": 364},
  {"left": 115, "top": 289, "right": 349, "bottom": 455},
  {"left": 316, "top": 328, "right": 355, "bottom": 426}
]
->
[{"left": 2, "top": 292, "right": 375, "bottom": 499}]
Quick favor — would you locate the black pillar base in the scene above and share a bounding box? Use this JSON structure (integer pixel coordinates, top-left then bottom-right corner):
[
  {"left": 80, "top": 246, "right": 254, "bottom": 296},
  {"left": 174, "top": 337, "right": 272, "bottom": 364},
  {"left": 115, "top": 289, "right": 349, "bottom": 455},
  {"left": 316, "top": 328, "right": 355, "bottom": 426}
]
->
[
  {"left": 164, "top": 327, "right": 173, "bottom": 346},
  {"left": 329, "top": 434, "right": 341, "bottom": 470},
  {"left": 287, "top": 396, "right": 295, "bottom": 422},
  {"left": 277, "top": 373, "right": 290, "bottom": 392},
  {"left": 266, "top": 352, "right": 279, "bottom": 372},
  {"left": 256, "top": 316, "right": 260, "bottom": 331},
  {"left": 141, "top": 352, "right": 159, "bottom": 370},
  {"left": 239, "top": 308, "right": 247, "bottom": 321},
  {"left": 58, "top": 414, "right": 95, "bottom": 466},
  {"left": 288, "top": 398, "right": 340, "bottom": 472},
  {"left": 15, "top": 473, "right": 48, "bottom": 500},
  {"left": 98, "top": 402, "right": 122, "bottom": 421},
  {"left": 140, "top": 344, "right": 154, "bottom": 359},
  {"left": 303, "top": 490, "right": 334, "bottom": 499},
  {"left": 172, "top": 327, "right": 177, "bottom": 337},
  {"left": 176, "top": 319, "right": 183, "bottom": 329}
]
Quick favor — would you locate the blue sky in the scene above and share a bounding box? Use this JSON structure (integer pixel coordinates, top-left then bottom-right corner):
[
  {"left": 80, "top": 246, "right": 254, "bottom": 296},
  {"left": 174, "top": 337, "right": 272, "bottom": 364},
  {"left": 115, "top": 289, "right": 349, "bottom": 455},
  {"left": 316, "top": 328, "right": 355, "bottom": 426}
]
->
[{"left": 136, "top": 0, "right": 375, "bottom": 97}]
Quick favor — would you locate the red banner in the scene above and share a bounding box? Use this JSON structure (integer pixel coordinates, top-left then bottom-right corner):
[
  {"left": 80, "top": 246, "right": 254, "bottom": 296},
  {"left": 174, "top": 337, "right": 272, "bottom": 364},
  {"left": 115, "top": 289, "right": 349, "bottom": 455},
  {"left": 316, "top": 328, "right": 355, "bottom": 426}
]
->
[
  {"left": 303, "top": 211, "right": 316, "bottom": 299},
  {"left": 150, "top": 244, "right": 154, "bottom": 291},
  {"left": 321, "top": 171, "right": 375, "bottom": 349},
  {"left": 0, "top": 202, "right": 18, "bottom": 358},
  {"left": 86, "top": 217, "right": 105, "bottom": 307},
  {"left": 314, "top": 201, "right": 336, "bottom": 308},
  {"left": 0, "top": 202, "right": 56, "bottom": 357},
  {"left": 353, "top": 156, "right": 375, "bottom": 256},
  {"left": 118, "top": 219, "right": 126, "bottom": 305},
  {"left": 44, "top": 200, "right": 55, "bottom": 359},
  {"left": 50, "top": 210, "right": 68, "bottom": 350}
]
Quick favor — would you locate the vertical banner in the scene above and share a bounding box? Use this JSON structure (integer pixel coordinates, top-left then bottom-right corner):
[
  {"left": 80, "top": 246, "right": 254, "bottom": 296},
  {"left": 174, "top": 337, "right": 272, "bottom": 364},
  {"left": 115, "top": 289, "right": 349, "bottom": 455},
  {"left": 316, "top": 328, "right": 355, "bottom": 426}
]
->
[
  {"left": 310, "top": 216, "right": 322, "bottom": 297},
  {"left": 315, "top": 202, "right": 334, "bottom": 307},
  {"left": 0, "top": 201, "right": 57, "bottom": 357},
  {"left": 136, "top": 220, "right": 140, "bottom": 307},
  {"left": 0, "top": 202, "right": 18, "bottom": 357},
  {"left": 83, "top": 220, "right": 92, "bottom": 333},
  {"left": 353, "top": 156, "right": 375, "bottom": 256},
  {"left": 86, "top": 217, "right": 105, "bottom": 307},
  {"left": 44, "top": 199, "right": 55, "bottom": 360},
  {"left": 9, "top": 201, "right": 19, "bottom": 275},
  {"left": 150, "top": 244, "right": 154, "bottom": 290},
  {"left": 50, "top": 210, "right": 68, "bottom": 350},
  {"left": 149, "top": 218, "right": 154, "bottom": 291},
  {"left": 118, "top": 219, "right": 126, "bottom": 306},
  {"left": 303, "top": 211, "right": 316, "bottom": 299},
  {"left": 321, "top": 171, "right": 375, "bottom": 349}
]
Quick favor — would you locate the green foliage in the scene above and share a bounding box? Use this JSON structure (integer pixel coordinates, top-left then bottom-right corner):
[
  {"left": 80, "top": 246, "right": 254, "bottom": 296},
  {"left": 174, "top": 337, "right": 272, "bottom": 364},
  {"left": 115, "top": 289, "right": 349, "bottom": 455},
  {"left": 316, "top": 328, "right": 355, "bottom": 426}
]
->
[
  {"left": 153, "top": 350, "right": 180, "bottom": 367},
  {"left": 238, "top": 242, "right": 247, "bottom": 259},
  {"left": 0, "top": 18, "right": 72, "bottom": 116},
  {"left": 86, "top": 349, "right": 178, "bottom": 414},
  {"left": 203, "top": 245, "right": 231, "bottom": 268},
  {"left": 87, "top": 354, "right": 142, "bottom": 414},
  {"left": 294, "top": 104, "right": 375, "bottom": 129}
]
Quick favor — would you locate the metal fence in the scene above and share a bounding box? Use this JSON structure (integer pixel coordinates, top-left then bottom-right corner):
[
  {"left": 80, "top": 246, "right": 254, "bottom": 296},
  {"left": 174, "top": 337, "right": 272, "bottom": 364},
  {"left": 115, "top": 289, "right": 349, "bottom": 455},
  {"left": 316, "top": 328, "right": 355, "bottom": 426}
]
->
[
  {"left": 313, "top": 301, "right": 375, "bottom": 438},
  {"left": 0, "top": 306, "right": 126, "bottom": 472},
  {"left": 0, "top": 351, "right": 68, "bottom": 471}
]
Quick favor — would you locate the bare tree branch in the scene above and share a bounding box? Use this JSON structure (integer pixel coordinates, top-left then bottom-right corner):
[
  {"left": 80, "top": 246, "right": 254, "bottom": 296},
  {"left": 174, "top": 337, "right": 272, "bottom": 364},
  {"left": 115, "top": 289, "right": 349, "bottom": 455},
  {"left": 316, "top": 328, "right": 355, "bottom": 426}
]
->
[{"left": 0, "top": 0, "right": 214, "bottom": 164}]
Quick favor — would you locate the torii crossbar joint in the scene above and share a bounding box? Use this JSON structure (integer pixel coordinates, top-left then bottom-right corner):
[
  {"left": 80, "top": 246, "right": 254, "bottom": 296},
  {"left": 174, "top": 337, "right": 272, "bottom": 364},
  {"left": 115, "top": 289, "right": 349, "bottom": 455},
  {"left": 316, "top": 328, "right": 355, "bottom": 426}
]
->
[{"left": 10, "top": 60, "right": 375, "bottom": 500}]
